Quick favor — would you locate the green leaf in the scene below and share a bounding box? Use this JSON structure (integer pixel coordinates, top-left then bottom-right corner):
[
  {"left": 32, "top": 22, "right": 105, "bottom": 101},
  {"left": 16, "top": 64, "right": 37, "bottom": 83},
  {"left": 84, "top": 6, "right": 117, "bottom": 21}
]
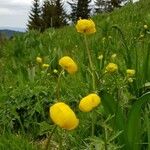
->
[
  {"left": 38, "top": 121, "right": 52, "bottom": 135},
  {"left": 100, "top": 91, "right": 127, "bottom": 146},
  {"left": 126, "top": 92, "right": 150, "bottom": 150}
]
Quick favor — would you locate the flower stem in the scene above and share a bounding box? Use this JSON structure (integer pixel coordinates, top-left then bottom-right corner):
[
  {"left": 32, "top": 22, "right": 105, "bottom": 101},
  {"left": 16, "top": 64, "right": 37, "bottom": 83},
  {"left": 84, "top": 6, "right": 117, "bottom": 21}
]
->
[
  {"left": 45, "top": 125, "right": 57, "bottom": 150},
  {"left": 84, "top": 34, "right": 96, "bottom": 91},
  {"left": 56, "top": 70, "right": 64, "bottom": 100},
  {"left": 104, "top": 127, "right": 108, "bottom": 150}
]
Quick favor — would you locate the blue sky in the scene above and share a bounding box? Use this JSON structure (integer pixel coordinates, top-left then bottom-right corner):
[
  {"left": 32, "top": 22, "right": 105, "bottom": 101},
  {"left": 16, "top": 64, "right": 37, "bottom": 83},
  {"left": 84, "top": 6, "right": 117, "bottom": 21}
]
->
[{"left": 0, "top": 0, "right": 139, "bottom": 29}]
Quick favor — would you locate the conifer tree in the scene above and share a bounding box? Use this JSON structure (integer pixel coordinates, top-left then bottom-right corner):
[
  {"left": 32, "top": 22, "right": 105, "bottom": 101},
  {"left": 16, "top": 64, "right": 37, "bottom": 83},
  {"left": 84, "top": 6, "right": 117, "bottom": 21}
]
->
[
  {"left": 76, "top": 0, "right": 92, "bottom": 20},
  {"left": 95, "top": 0, "right": 128, "bottom": 13},
  {"left": 41, "top": 0, "right": 67, "bottom": 30},
  {"left": 41, "top": 0, "right": 56, "bottom": 30},
  {"left": 55, "top": 0, "right": 67, "bottom": 27},
  {"left": 27, "top": 0, "right": 41, "bottom": 31},
  {"left": 67, "top": 0, "right": 78, "bottom": 23}
]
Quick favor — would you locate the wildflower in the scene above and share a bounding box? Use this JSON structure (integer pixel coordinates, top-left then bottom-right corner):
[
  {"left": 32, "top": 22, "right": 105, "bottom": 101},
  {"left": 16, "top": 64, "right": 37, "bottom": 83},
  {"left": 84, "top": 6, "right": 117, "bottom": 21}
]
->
[
  {"left": 102, "top": 37, "right": 106, "bottom": 43},
  {"left": 75, "top": 19, "right": 96, "bottom": 34},
  {"left": 105, "top": 63, "right": 118, "bottom": 73},
  {"left": 128, "top": 78, "right": 133, "bottom": 83},
  {"left": 111, "top": 53, "right": 117, "bottom": 60},
  {"left": 144, "top": 25, "right": 148, "bottom": 29},
  {"left": 98, "top": 54, "right": 103, "bottom": 60},
  {"left": 79, "top": 93, "right": 101, "bottom": 112},
  {"left": 108, "top": 36, "right": 112, "bottom": 39},
  {"left": 36, "top": 57, "right": 42, "bottom": 63},
  {"left": 53, "top": 69, "right": 58, "bottom": 74},
  {"left": 140, "top": 34, "right": 144, "bottom": 38},
  {"left": 59, "top": 56, "right": 78, "bottom": 74},
  {"left": 42, "top": 64, "right": 49, "bottom": 68},
  {"left": 50, "top": 102, "right": 79, "bottom": 130},
  {"left": 126, "top": 69, "right": 135, "bottom": 77}
]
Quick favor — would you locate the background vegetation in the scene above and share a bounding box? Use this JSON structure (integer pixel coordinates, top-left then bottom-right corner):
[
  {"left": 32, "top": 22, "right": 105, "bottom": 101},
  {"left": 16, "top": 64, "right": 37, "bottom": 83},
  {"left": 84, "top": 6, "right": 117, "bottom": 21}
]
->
[{"left": 0, "top": 0, "right": 150, "bottom": 149}]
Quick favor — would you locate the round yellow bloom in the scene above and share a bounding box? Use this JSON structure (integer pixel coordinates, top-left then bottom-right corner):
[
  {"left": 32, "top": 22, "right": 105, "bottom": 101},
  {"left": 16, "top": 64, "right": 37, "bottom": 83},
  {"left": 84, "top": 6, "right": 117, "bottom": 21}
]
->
[
  {"left": 59, "top": 56, "right": 78, "bottom": 74},
  {"left": 75, "top": 19, "right": 96, "bottom": 34},
  {"left": 126, "top": 69, "right": 135, "bottom": 77},
  {"left": 36, "top": 57, "right": 42, "bottom": 63},
  {"left": 105, "top": 63, "right": 118, "bottom": 73},
  {"left": 42, "top": 64, "right": 49, "bottom": 68},
  {"left": 50, "top": 102, "right": 79, "bottom": 130},
  {"left": 79, "top": 93, "right": 101, "bottom": 112}
]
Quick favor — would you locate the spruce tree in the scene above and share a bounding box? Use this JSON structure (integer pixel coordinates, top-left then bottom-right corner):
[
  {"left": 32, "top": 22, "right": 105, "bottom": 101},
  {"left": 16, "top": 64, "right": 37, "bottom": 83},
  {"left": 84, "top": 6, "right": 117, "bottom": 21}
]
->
[
  {"left": 27, "top": 0, "right": 41, "bottom": 31},
  {"left": 41, "top": 0, "right": 56, "bottom": 30},
  {"left": 76, "top": 0, "right": 92, "bottom": 20},
  {"left": 95, "top": 0, "right": 128, "bottom": 13},
  {"left": 67, "top": 0, "right": 78, "bottom": 23},
  {"left": 41, "top": 0, "right": 67, "bottom": 30},
  {"left": 55, "top": 0, "right": 67, "bottom": 27}
]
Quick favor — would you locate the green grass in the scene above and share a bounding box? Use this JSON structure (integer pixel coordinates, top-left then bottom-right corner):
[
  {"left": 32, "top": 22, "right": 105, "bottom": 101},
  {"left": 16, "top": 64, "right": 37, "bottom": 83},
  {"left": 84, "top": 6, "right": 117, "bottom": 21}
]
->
[{"left": 0, "top": 0, "right": 150, "bottom": 149}]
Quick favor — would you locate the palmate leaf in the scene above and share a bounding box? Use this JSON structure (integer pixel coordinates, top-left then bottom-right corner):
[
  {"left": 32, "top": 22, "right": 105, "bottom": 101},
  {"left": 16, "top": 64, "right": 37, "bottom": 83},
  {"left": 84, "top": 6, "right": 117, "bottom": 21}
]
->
[{"left": 126, "top": 92, "right": 150, "bottom": 150}]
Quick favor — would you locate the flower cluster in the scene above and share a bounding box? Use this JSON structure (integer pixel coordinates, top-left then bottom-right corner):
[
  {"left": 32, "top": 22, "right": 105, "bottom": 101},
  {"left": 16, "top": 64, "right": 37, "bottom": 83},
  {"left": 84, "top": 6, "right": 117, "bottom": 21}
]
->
[
  {"left": 36, "top": 56, "right": 49, "bottom": 69},
  {"left": 49, "top": 19, "right": 102, "bottom": 131}
]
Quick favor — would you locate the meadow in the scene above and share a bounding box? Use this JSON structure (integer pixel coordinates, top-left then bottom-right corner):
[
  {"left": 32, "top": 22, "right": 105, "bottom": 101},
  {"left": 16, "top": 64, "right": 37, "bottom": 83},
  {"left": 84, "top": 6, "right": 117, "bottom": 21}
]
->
[{"left": 0, "top": 0, "right": 150, "bottom": 149}]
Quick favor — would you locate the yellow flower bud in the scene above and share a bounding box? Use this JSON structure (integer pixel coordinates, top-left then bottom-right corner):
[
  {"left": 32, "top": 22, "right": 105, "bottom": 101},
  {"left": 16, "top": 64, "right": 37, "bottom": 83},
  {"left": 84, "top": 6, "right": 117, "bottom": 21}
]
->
[
  {"left": 75, "top": 19, "right": 96, "bottom": 34},
  {"left": 126, "top": 69, "right": 135, "bottom": 77},
  {"left": 59, "top": 56, "right": 78, "bottom": 74},
  {"left": 98, "top": 54, "right": 103, "bottom": 60},
  {"left": 108, "top": 36, "right": 112, "bottom": 39},
  {"left": 128, "top": 78, "right": 133, "bottom": 83},
  {"left": 105, "top": 63, "right": 118, "bottom": 73},
  {"left": 79, "top": 93, "right": 101, "bottom": 112},
  {"left": 53, "top": 69, "right": 58, "bottom": 74},
  {"left": 36, "top": 57, "right": 42, "bottom": 63},
  {"left": 50, "top": 102, "right": 79, "bottom": 130},
  {"left": 42, "top": 64, "right": 49, "bottom": 68},
  {"left": 111, "top": 53, "right": 117, "bottom": 59},
  {"left": 144, "top": 25, "right": 148, "bottom": 29},
  {"left": 140, "top": 34, "right": 144, "bottom": 38}
]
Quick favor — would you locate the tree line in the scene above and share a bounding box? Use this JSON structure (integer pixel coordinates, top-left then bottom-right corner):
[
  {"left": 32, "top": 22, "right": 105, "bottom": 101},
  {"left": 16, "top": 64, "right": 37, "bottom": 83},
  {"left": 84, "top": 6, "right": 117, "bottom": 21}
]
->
[{"left": 28, "top": 0, "right": 128, "bottom": 31}]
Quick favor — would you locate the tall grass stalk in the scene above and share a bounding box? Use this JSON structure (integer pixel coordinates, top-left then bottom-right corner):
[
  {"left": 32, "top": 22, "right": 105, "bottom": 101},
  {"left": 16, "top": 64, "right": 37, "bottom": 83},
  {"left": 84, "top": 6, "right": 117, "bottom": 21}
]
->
[{"left": 84, "top": 34, "right": 96, "bottom": 92}]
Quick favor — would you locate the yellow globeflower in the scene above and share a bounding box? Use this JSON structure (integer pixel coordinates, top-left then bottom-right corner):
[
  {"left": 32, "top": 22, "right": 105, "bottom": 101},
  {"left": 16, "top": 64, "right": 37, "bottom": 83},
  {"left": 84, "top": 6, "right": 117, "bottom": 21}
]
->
[
  {"left": 79, "top": 93, "right": 101, "bottom": 112},
  {"left": 75, "top": 19, "right": 96, "bottom": 34},
  {"left": 42, "top": 64, "right": 49, "bottom": 68},
  {"left": 126, "top": 69, "right": 135, "bottom": 77},
  {"left": 50, "top": 102, "right": 79, "bottom": 130},
  {"left": 105, "top": 63, "right": 118, "bottom": 73},
  {"left": 59, "top": 56, "right": 78, "bottom": 74},
  {"left": 36, "top": 57, "right": 42, "bottom": 63}
]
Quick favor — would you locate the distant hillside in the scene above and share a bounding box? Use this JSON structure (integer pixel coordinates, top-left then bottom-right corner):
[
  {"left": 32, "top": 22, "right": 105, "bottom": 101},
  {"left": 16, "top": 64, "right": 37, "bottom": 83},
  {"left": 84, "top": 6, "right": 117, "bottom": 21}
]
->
[{"left": 0, "top": 29, "right": 24, "bottom": 38}]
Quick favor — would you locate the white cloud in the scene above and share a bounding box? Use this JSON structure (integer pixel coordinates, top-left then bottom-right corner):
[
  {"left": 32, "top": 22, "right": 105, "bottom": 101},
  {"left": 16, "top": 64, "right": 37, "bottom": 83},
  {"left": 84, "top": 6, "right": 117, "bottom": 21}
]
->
[
  {"left": 0, "top": 0, "right": 33, "bottom": 28},
  {"left": 0, "top": 0, "right": 140, "bottom": 29}
]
